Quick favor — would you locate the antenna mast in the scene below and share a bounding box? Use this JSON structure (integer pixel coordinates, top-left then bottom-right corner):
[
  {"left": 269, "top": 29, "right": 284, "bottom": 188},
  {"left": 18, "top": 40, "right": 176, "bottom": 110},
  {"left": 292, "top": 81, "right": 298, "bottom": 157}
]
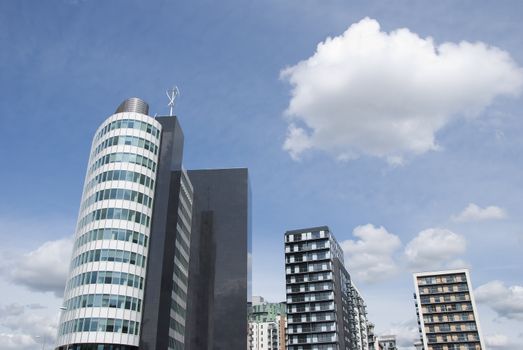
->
[{"left": 166, "top": 86, "right": 180, "bottom": 116}]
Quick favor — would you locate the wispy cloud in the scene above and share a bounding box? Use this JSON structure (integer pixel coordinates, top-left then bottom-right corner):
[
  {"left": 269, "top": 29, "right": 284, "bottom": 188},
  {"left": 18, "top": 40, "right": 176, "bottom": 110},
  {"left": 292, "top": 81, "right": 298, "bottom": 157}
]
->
[{"left": 281, "top": 17, "right": 523, "bottom": 163}]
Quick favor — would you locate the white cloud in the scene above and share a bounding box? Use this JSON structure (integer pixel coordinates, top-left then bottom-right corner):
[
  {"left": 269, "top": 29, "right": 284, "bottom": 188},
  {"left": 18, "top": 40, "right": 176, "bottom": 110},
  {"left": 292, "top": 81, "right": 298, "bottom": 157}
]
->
[
  {"left": 340, "top": 224, "right": 401, "bottom": 283},
  {"left": 484, "top": 333, "right": 523, "bottom": 350},
  {"left": 452, "top": 203, "right": 507, "bottom": 222},
  {"left": 404, "top": 228, "right": 466, "bottom": 270},
  {"left": 485, "top": 334, "right": 510, "bottom": 348},
  {"left": 0, "top": 237, "right": 72, "bottom": 297},
  {"left": 380, "top": 318, "right": 419, "bottom": 349},
  {"left": 0, "top": 333, "right": 36, "bottom": 350},
  {"left": 0, "top": 303, "right": 59, "bottom": 350},
  {"left": 475, "top": 280, "right": 523, "bottom": 320},
  {"left": 281, "top": 17, "right": 523, "bottom": 162}
]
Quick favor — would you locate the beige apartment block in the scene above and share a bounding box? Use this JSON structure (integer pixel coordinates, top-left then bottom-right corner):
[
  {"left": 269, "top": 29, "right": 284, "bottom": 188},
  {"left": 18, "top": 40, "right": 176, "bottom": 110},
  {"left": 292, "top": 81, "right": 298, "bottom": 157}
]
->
[{"left": 413, "top": 269, "right": 486, "bottom": 350}]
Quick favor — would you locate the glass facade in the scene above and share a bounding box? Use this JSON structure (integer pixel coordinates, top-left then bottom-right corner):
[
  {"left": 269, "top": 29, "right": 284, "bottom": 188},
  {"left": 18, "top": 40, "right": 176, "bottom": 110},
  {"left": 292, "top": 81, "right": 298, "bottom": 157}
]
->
[
  {"left": 56, "top": 98, "right": 250, "bottom": 350},
  {"left": 168, "top": 169, "right": 193, "bottom": 349},
  {"left": 185, "top": 168, "right": 251, "bottom": 350},
  {"left": 56, "top": 103, "right": 162, "bottom": 349}
]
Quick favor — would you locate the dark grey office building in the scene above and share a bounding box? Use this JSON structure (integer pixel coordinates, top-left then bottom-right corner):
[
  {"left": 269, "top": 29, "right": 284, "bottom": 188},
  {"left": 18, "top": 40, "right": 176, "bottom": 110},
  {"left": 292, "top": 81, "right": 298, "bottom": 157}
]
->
[
  {"left": 185, "top": 169, "right": 251, "bottom": 350},
  {"left": 56, "top": 98, "right": 250, "bottom": 350},
  {"left": 284, "top": 226, "right": 369, "bottom": 350}
]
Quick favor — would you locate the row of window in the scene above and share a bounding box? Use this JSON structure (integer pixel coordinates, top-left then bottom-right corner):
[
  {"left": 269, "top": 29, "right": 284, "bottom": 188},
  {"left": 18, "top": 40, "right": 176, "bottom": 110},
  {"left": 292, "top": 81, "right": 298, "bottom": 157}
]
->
[
  {"left": 289, "top": 333, "right": 336, "bottom": 344},
  {"left": 424, "top": 302, "right": 472, "bottom": 313},
  {"left": 288, "top": 291, "right": 333, "bottom": 303},
  {"left": 169, "top": 317, "right": 185, "bottom": 335},
  {"left": 426, "top": 322, "right": 477, "bottom": 333},
  {"left": 94, "top": 135, "right": 158, "bottom": 157},
  {"left": 418, "top": 274, "right": 466, "bottom": 285},
  {"left": 171, "top": 298, "right": 186, "bottom": 319},
  {"left": 90, "top": 153, "right": 156, "bottom": 175},
  {"left": 56, "top": 344, "right": 138, "bottom": 350},
  {"left": 168, "top": 336, "right": 184, "bottom": 350},
  {"left": 288, "top": 301, "right": 335, "bottom": 313},
  {"left": 286, "top": 240, "right": 330, "bottom": 253},
  {"left": 58, "top": 317, "right": 140, "bottom": 336},
  {"left": 172, "top": 279, "right": 187, "bottom": 301},
  {"left": 75, "top": 228, "right": 148, "bottom": 250},
  {"left": 71, "top": 249, "right": 146, "bottom": 269},
  {"left": 67, "top": 271, "right": 144, "bottom": 290},
  {"left": 287, "top": 262, "right": 331, "bottom": 274},
  {"left": 174, "top": 262, "right": 188, "bottom": 286},
  {"left": 175, "top": 228, "right": 190, "bottom": 258},
  {"left": 174, "top": 246, "right": 189, "bottom": 270},
  {"left": 81, "top": 188, "right": 153, "bottom": 211},
  {"left": 96, "top": 118, "right": 160, "bottom": 141},
  {"left": 288, "top": 345, "right": 334, "bottom": 350},
  {"left": 85, "top": 169, "right": 155, "bottom": 192},
  {"left": 424, "top": 312, "right": 474, "bottom": 323},
  {"left": 287, "top": 272, "right": 332, "bottom": 284},
  {"left": 427, "top": 333, "right": 480, "bottom": 343},
  {"left": 286, "top": 230, "right": 327, "bottom": 243},
  {"left": 420, "top": 293, "right": 469, "bottom": 305},
  {"left": 428, "top": 344, "right": 479, "bottom": 350},
  {"left": 288, "top": 311, "right": 335, "bottom": 323},
  {"left": 178, "top": 200, "right": 192, "bottom": 226},
  {"left": 78, "top": 208, "right": 151, "bottom": 229},
  {"left": 64, "top": 293, "right": 142, "bottom": 312},
  {"left": 286, "top": 251, "right": 330, "bottom": 263},
  {"left": 287, "top": 281, "right": 333, "bottom": 294},
  {"left": 419, "top": 284, "right": 469, "bottom": 295},
  {"left": 288, "top": 322, "right": 336, "bottom": 334}
]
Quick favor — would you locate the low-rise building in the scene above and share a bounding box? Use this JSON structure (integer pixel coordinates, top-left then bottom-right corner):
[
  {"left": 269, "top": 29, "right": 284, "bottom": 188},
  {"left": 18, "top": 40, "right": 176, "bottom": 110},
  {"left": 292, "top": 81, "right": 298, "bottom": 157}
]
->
[{"left": 248, "top": 298, "right": 286, "bottom": 350}]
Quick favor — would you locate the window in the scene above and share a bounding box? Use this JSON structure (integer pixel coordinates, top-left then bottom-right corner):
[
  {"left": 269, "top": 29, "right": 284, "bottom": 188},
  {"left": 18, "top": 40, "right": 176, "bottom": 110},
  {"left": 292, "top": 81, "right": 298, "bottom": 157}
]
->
[
  {"left": 66, "top": 271, "right": 144, "bottom": 290},
  {"left": 59, "top": 317, "right": 140, "bottom": 336},
  {"left": 78, "top": 207, "right": 150, "bottom": 229},
  {"left": 89, "top": 152, "right": 157, "bottom": 175},
  {"left": 96, "top": 119, "right": 160, "bottom": 141}
]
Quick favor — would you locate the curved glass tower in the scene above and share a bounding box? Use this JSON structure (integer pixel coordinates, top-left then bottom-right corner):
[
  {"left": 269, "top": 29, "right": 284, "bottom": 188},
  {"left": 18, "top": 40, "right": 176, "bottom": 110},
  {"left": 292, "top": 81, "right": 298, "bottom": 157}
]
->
[
  {"left": 56, "top": 98, "right": 162, "bottom": 350},
  {"left": 55, "top": 97, "right": 251, "bottom": 350}
]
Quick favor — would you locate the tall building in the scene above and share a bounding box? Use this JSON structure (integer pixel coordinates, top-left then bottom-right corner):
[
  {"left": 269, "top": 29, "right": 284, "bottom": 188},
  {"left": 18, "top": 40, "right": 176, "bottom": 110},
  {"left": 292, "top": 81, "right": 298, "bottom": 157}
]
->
[
  {"left": 248, "top": 298, "right": 286, "bottom": 350},
  {"left": 185, "top": 168, "right": 251, "bottom": 350},
  {"left": 284, "top": 226, "right": 370, "bottom": 350},
  {"left": 413, "top": 269, "right": 486, "bottom": 350},
  {"left": 55, "top": 97, "right": 250, "bottom": 350}
]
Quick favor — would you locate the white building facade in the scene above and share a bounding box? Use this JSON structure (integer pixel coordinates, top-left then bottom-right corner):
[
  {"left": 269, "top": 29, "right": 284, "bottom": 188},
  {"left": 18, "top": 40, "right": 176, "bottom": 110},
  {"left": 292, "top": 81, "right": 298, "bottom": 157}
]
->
[{"left": 56, "top": 99, "right": 162, "bottom": 349}]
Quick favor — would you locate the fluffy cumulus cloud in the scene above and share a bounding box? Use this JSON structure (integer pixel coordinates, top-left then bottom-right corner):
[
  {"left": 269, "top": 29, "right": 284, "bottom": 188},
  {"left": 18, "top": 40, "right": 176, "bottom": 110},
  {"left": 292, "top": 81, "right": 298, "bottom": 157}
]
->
[
  {"left": 281, "top": 17, "right": 523, "bottom": 163},
  {"left": 340, "top": 224, "right": 402, "bottom": 283},
  {"left": 0, "top": 237, "right": 72, "bottom": 297},
  {"left": 452, "top": 203, "right": 507, "bottom": 222},
  {"left": 404, "top": 228, "right": 466, "bottom": 270},
  {"left": 475, "top": 280, "right": 523, "bottom": 320}
]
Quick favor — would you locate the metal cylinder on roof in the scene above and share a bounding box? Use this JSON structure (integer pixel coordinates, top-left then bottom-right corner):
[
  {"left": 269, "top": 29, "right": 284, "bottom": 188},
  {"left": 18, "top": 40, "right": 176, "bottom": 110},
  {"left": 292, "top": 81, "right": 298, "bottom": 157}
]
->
[{"left": 115, "top": 97, "right": 149, "bottom": 115}]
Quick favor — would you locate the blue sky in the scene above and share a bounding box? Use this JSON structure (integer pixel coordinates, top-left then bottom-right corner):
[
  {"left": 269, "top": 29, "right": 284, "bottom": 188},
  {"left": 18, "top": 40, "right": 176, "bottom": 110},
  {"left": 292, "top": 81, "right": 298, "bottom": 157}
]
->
[{"left": 1, "top": 1, "right": 523, "bottom": 349}]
